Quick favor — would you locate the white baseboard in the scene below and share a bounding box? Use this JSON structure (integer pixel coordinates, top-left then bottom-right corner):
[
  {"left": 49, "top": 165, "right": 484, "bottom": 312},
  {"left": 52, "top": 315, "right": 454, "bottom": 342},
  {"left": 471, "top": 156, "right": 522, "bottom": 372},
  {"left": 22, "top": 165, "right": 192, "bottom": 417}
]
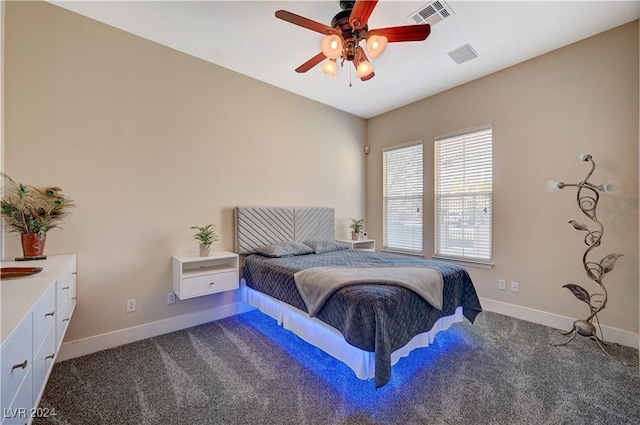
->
[
  {"left": 58, "top": 298, "right": 637, "bottom": 362},
  {"left": 479, "top": 297, "right": 639, "bottom": 350},
  {"left": 57, "top": 302, "right": 255, "bottom": 362}
]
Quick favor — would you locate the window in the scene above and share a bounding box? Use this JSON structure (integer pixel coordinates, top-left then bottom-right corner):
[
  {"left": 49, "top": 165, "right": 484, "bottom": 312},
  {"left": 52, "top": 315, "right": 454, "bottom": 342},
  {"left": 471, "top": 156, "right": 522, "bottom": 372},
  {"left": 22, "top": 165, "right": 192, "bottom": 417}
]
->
[
  {"left": 383, "top": 142, "right": 423, "bottom": 254},
  {"left": 435, "top": 127, "right": 492, "bottom": 264}
]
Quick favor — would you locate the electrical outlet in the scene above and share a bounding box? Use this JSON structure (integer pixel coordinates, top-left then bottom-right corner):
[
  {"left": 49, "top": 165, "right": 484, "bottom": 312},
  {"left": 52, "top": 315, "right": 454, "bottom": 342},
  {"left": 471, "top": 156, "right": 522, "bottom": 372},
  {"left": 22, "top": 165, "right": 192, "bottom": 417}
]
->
[
  {"left": 498, "top": 279, "right": 506, "bottom": 290},
  {"left": 167, "top": 292, "right": 176, "bottom": 305},
  {"left": 511, "top": 281, "right": 519, "bottom": 293},
  {"left": 126, "top": 299, "right": 136, "bottom": 312}
]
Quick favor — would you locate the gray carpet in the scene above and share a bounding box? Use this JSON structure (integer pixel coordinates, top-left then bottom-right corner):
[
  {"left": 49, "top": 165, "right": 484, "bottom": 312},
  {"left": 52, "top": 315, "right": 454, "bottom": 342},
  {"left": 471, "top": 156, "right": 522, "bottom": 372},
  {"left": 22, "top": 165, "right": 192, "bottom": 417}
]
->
[{"left": 36, "top": 310, "right": 639, "bottom": 425}]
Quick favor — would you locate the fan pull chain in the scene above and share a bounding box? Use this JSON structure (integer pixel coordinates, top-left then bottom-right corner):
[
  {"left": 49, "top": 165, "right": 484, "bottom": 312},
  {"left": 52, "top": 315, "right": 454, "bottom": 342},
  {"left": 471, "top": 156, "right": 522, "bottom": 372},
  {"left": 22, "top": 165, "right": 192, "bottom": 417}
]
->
[{"left": 349, "top": 65, "right": 352, "bottom": 88}]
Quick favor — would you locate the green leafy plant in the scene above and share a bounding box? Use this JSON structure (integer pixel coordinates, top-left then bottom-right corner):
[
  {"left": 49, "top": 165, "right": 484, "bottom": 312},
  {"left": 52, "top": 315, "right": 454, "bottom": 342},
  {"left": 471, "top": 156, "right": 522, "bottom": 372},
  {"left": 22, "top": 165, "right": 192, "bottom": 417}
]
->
[
  {"left": 349, "top": 217, "right": 365, "bottom": 234},
  {"left": 190, "top": 224, "right": 218, "bottom": 245},
  {"left": 1, "top": 172, "right": 74, "bottom": 235}
]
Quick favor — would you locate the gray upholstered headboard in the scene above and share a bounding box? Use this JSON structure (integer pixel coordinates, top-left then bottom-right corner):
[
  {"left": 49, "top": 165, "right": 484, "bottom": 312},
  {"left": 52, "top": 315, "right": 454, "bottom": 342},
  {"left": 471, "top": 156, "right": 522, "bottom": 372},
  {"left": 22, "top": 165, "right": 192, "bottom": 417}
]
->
[{"left": 234, "top": 207, "right": 335, "bottom": 255}]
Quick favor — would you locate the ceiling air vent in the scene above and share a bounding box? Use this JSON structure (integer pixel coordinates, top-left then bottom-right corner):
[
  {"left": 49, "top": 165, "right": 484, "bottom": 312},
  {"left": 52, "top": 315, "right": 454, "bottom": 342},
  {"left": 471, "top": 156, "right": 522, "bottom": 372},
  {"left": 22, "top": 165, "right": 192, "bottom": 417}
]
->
[
  {"left": 409, "top": 0, "right": 454, "bottom": 26},
  {"left": 448, "top": 43, "right": 478, "bottom": 65}
]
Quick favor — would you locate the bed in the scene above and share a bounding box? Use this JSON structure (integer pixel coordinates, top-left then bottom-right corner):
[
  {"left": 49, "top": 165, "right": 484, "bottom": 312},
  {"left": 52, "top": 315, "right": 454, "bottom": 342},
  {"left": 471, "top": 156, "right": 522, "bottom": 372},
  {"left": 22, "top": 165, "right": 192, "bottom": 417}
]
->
[{"left": 235, "top": 206, "right": 482, "bottom": 387}]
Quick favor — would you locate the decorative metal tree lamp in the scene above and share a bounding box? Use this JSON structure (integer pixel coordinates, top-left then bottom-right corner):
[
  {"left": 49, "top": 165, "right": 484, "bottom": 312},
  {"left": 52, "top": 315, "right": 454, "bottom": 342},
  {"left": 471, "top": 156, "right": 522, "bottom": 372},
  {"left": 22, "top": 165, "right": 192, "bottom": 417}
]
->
[{"left": 547, "top": 154, "right": 622, "bottom": 358}]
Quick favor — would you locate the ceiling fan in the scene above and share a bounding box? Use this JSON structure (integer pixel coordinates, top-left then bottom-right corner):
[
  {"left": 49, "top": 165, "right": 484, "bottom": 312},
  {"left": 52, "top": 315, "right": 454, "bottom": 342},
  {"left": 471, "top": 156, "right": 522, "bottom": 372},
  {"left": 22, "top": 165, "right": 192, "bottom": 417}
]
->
[{"left": 275, "top": 0, "right": 431, "bottom": 82}]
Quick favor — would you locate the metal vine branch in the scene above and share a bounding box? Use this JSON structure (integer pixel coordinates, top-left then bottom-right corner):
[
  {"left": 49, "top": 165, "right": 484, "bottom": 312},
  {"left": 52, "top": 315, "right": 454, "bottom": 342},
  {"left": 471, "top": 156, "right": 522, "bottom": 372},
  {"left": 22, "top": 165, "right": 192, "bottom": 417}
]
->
[{"left": 547, "top": 154, "right": 622, "bottom": 358}]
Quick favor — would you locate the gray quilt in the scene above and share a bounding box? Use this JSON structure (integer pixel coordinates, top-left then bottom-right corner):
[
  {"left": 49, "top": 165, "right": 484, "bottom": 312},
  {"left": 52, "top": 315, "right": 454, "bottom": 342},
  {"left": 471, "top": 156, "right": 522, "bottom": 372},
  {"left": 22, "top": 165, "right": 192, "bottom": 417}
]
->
[{"left": 242, "top": 250, "right": 482, "bottom": 388}]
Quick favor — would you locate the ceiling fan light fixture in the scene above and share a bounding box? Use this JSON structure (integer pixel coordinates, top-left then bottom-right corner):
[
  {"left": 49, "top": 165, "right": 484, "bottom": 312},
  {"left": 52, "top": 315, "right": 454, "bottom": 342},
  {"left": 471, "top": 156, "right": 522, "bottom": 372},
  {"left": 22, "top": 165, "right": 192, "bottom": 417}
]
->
[
  {"left": 276, "top": 2, "right": 433, "bottom": 82},
  {"left": 366, "top": 35, "right": 387, "bottom": 59},
  {"left": 320, "top": 59, "right": 338, "bottom": 78},
  {"left": 321, "top": 34, "right": 343, "bottom": 60},
  {"left": 356, "top": 59, "right": 374, "bottom": 79}
]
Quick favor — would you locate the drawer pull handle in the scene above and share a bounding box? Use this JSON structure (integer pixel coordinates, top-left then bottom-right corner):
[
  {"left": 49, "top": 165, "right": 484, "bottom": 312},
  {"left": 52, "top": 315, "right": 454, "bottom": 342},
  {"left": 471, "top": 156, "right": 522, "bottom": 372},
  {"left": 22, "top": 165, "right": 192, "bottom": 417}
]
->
[
  {"left": 210, "top": 282, "right": 216, "bottom": 285},
  {"left": 45, "top": 311, "right": 55, "bottom": 317},
  {"left": 11, "top": 360, "right": 27, "bottom": 371},
  {"left": 72, "top": 297, "right": 77, "bottom": 300},
  {"left": 71, "top": 272, "right": 77, "bottom": 275},
  {"left": 63, "top": 318, "right": 70, "bottom": 322},
  {"left": 45, "top": 353, "right": 55, "bottom": 360},
  {"left": 62, "top": 286, "right": 70, "bottom": 290}
]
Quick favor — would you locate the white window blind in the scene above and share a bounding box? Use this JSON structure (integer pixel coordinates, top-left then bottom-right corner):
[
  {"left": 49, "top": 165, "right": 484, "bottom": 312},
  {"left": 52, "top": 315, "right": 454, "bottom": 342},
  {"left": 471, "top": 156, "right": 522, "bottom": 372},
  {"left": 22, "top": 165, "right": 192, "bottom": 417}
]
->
[
  {"left": 383, "top": 142, "right": 423, "bottom": 254},
  {"left": 435, "top": 128, "right": 492, "bottom": 262}
]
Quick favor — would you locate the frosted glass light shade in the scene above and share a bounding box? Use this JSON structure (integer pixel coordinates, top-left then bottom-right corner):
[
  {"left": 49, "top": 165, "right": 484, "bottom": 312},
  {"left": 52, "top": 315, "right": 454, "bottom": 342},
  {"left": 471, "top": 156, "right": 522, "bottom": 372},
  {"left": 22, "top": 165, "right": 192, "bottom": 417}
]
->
[
  {"left": 321, "top": 59, "right": 337, "bottom": 78},
  {"left": 546, "top": 180, "right": 561, "bottom": 192},
  {"left": 321, "top": 34, "right": 343, "bottom": 60},
  {"left": 366, "top": 35, "right": 387, "bottom": 59},
  {"left": 357, "top": 60, "right": 374, "bottom": 79},
  {"left": 599, "top": 181, "right": 620, "bottom": 194}
]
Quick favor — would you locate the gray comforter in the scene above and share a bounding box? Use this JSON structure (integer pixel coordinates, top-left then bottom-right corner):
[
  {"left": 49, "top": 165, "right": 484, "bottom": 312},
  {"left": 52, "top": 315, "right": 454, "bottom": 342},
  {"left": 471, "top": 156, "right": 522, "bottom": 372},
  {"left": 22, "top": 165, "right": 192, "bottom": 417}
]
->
[{"left": 243, "top": 250, "right": 482, "bottom": 388}]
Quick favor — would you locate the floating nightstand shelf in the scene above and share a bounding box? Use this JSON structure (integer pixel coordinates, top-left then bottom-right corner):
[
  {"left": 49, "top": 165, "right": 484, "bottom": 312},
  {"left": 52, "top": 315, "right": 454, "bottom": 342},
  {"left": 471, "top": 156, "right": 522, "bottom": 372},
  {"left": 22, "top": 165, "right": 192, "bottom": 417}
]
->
[
  {"left": 336, "top": 239, "right": 376, "bottom": 252},
  {"left": 172, "top": 252, "right": 239, "bottom": 300}
]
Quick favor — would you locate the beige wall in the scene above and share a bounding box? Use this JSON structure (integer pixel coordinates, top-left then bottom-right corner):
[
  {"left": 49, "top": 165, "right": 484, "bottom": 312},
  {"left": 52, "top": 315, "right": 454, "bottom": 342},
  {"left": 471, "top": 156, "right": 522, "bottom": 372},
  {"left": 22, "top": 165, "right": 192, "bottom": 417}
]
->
[
  {"left": 367, "top": 21, "right": 639, "bottom": 333},
  {"left": 1, "top": 1, "right": 5, "bottom": 257},
  {"left": 3, "top": 2, "right": 366, "bottom": 341},
  {"left": 4, "top": 1, "right": 639, "bottom": 345}
]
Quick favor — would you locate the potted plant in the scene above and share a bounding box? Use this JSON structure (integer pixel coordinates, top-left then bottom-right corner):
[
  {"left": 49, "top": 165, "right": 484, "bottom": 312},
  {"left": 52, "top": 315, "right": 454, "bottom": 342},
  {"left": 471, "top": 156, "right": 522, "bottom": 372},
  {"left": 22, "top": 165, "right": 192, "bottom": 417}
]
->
[
  {"left": 191, "top": 224, "right": 218, "bottom": 256},
  {"left": 349, "top": 217, "right": 365, "bottom": 241},
  {"left": 1, "top": 173, "right": 74, "bottom": 258}
]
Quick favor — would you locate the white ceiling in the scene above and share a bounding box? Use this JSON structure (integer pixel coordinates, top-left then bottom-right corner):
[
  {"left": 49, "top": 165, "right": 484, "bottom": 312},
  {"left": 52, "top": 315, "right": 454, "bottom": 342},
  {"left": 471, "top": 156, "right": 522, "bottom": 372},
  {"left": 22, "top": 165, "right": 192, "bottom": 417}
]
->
[{"left": 49, "top": 1, "right": 639, "bottom": 119}]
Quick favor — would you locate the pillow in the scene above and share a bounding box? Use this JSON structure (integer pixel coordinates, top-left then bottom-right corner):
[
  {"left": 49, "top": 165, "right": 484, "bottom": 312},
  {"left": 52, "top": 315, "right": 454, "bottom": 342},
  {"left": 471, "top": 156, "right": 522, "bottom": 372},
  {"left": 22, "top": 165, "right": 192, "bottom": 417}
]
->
[
  {"left": 303, "top": 240, "right": 349, "bottom": 254},
  {"left": 255, "top": 241, "right": 314, "bottom": 258}
]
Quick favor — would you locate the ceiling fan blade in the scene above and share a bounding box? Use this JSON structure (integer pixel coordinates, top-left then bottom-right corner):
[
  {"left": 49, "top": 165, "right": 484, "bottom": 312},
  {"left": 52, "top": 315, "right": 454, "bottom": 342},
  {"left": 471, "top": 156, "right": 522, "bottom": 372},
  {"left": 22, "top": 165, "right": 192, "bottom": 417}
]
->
[
  {"left": 349, "top": 0, "right": 378, "bottom": 30},
  {"left": 295, "top": 52, "right": 326, "bottom": 73},
  {"left": 276, "top": 10, "right": 338, "bottom": 35},
  {"left": 368, "top": 24, "right": 431, "bottom": 43}
]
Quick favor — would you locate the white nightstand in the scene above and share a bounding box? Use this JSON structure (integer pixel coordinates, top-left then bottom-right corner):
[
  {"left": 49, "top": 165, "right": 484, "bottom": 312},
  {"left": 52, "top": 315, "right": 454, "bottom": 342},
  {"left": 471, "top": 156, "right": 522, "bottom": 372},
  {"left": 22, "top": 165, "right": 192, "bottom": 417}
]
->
[
  {"left": 172, "top": 251, "right": 239, "bottom": 300},
  {"left": 336, "top": 239, "right": 376, "bottom": 252}
]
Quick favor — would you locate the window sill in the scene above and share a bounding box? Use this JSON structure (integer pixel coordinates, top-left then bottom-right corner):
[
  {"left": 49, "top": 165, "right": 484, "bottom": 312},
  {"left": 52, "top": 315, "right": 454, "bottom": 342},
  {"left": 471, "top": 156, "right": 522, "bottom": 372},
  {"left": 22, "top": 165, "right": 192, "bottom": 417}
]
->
[{"left": 431, "top": 255, "right": 494, "bottom": 270}]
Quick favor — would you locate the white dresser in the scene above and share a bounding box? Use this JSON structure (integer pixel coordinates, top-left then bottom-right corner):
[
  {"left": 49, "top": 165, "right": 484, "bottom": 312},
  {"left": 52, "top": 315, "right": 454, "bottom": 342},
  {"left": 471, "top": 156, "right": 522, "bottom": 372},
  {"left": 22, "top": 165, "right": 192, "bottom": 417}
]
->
[{"left": 1, "top": 254, "right": 77, "bottom": 425}]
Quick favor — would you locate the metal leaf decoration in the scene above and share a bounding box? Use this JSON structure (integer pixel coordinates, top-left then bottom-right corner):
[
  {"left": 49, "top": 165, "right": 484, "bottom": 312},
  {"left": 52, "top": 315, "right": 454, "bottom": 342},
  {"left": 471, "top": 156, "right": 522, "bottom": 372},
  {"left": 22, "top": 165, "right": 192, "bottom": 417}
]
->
[
  {"left": 551, "top": 156, "right": 624, "bottom": 360},
  {"left": 568, "top": 220, "right": 589, "bottom": 231},
  {"left": 585, "top": 268, "right": 599, "bottom": 281},
  {"left": 562, "top": 284, "right": 591, "bottom": 303},
  {"left": 600, "top": 253, "right": 623, "bottom": 274}
]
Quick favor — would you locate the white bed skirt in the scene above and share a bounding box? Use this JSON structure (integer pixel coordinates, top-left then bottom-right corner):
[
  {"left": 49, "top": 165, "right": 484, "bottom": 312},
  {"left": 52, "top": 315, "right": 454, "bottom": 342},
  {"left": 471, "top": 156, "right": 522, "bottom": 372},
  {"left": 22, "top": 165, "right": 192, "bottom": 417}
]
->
[{"left": 240, "top": 279, "right": 464, "bottom": 381}]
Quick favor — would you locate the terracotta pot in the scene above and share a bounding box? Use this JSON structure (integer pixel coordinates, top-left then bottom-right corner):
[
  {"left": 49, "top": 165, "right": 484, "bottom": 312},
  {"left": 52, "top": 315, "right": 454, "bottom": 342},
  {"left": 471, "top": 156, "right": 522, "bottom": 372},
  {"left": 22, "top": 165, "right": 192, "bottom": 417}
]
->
[
  {"left": 199, "top": 244, "right": 214, "bottom": 257},
  {"left": 21, "top": 233, "right": 46, "bottom": 257}
]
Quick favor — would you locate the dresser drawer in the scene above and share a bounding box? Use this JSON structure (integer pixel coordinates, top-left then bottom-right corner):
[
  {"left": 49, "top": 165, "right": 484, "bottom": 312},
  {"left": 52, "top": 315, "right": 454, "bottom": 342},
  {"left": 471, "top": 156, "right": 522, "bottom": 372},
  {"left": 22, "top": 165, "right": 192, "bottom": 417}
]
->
[
  {"left": 181, "top": 270, "right": 238, "bottom": 299},
  {"left": 56, "top": 303, "right": 72, "bottom": 348},
  {"left": 1, "top": 314, "right": 33, "bottom": 418},
  {"left": 32, "top": 326, "right": 56, "bottom": 406},
  {"left": 32, "top": 284, "right": 55, "bottom": 355},
  {"left": 2, "top": 367, "right": 32, "bottom": 425},
  {"left": 56, "top": 271, "right": 71, "bottom": 312}
]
